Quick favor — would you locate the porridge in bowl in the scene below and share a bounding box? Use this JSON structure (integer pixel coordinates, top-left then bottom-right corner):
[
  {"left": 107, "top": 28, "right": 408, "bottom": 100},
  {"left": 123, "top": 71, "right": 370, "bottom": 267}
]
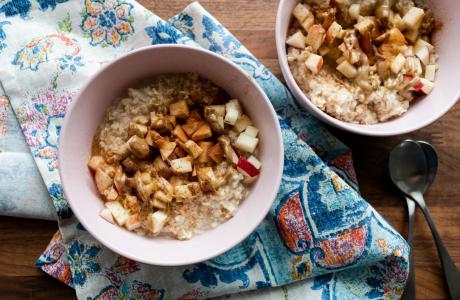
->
[
  {"left": 286, "top": 0, "right": 439, "bottom": 124},
  {"left": 88, "top": 73, "right": 262, "bottom": 240}
]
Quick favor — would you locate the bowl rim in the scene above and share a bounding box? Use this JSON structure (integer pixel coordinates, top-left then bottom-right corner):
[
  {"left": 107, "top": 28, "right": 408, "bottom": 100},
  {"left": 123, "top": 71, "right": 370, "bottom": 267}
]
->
[
  {"left": 59, "top": 44, "right": 284, "bottom": 266},
  {"left": 275, "top": 0, "right": 460, "bottom": 137}
]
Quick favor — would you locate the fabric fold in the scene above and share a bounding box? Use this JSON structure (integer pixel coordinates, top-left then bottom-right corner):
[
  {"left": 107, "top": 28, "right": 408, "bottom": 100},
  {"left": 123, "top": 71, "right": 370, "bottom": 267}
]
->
[{"left": 0, "top": 0, "right": 408, "bottom": 299}]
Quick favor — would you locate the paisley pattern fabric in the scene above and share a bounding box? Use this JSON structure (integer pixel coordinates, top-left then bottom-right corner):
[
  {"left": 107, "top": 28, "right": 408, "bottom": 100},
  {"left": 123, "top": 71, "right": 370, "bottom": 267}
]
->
[{"left": 0, "top": 1, "right": 409, "bottom": 299}]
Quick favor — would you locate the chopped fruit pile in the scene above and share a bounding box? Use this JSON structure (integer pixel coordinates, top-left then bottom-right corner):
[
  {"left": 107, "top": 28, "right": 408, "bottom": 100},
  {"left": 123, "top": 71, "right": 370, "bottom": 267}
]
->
[
  {"left": 89, "top": 96, "right": 261, "bottom": 238},
  {"left": 287, "top": 0, "right": 438, "bottom": 100}
]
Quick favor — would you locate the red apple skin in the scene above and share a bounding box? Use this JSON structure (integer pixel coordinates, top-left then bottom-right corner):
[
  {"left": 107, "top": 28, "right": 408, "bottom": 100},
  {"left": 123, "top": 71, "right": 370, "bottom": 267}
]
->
[{"left": 237, "top": 157, "right": 260, "bottom": 177}]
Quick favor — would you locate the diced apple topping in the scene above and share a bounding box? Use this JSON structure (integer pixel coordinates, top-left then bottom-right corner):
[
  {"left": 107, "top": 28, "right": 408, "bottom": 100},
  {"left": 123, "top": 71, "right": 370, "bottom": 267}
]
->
[
  {"left": 99, "top": 208, "right": 115, "bottom": 224},
  {"left": 235, "top": 133, "right": 259, "bottom": 154},
  {"left": 336, "top": 61, "right": 358, "bottom": 79},
  {"left": 243, "top": 126, "right": 259, "bottom": 137},
  {"left": 204, "top": 105, "right": 225, "bottom": 132},
  {"left": 183, "top": 140, "right": 203, "bottom": 159},
  {"left": 95, "top": 168, "right": 113, "bottom": 195},
  {"left": 390, "top": 53, "right": 406, "bottom": 74},
  {"left": 150, "top": 112, "right": 176, "bottom": 132},
  {"left": 105, "top": 201, "right": 130, "bottom": 226},
  {"left": 125, "top": 214, "right": 141, "bottom": 231},
  {"left": 354, "top": 17, "right": 375, "bottom": 36},
  {"left": 425, "top": 65, "right": 436, "bottom": 81},
  {"left": 159, "top": 141, "right": 176, "bottom": 161},
  {"left": 414, "top": 39, "right": 430, "bottom": 65},
  {"left": 326, "top": 21, "right": 342, "bottom": 45},
  {"left": 127, "top": 135, "right": 149, "bottom": 159},
  {"left": 169, "top": 100, "right": 189, "bottom": 119},
  {"left": 128, "top": 122, "right": 148, "bottom": 138},
  {"left": 387, "top": 28, "right": 406, "bottom": 45},
  {"left": 405, "top": 28, "right": 419, "bottom": 43},
  {"left": 218, "top": 135, "right": 239, "bottom": 165},
  {"left": 247, "top": 155, "right": 262, "bottom": 170},
  {"left": 224, "top": 99, "right": 243, "bottom": 125},
  {"left": 405, "top": 56, "right": 423, "bottom": 76},
  {"left": 207, "top": 143, "right": 224, "bottom": 163},
  {"left": 198, "top": 141, "right": 213, "bottom": 163},
  {"left": 88, "top": 156, "right": 105, "bottom": 172},
  {"left": 170, "top": 156, "right": 193, "bottom": 174},
  {"left": 305, "top": 53, "right": 323, "bottom": 74},
  {"left": 292, "top": 3, "right": 311, "bottom": 22},
  {"left": 237, "top": 157, "right": 260, "bottom": 178},
  {"left": 146, "top": 211, "right": 168, "bottom": 235},
  {"left": 103, "top": 186, "right": 118, "bottom": 201},
  {"left": 182, "top": 119, "right": 203, "bottom": 137},
  {"left": 172, "top": 125, "right": 188, "bottom": 143},
  {"left": 305, "top": 25, "right": 325, "bottom": 51},
  {"left": 348, "top": 4, "right": 360, "bottom": 20},
  {"left": 301, "top": 14, "right": 315, "bottom": 32},
  {"left": 152, "top": 156, "right": 170, "bottom": 177},
  {"left": 151, "top": 198, "right": 166, "bottom": 209},
  {"left": 286, "top": 31, "right": 306, "bottom": 49},
  {"left": 191, "top": 123, "right": 212, "bottom": 141},
  {"left": 196, "top": 167, "right": 222, "bottom": 192},
  {"left": 153, "top": 189, "right": 173, "bottom": 203},
  {"left": 402, "top": 7, "right": 425, "bottom": 30},
  {"left": 417, "top": 78, "right": 435, "bottom": 95},
  {"left": 233, "top": 114, "right": 252, "bottom": 133}
]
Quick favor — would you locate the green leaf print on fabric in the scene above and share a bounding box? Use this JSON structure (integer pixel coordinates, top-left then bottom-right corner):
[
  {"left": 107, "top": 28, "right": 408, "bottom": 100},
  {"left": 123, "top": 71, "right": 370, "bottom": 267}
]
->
[{"left": 57, "top": 13, "right": 72, "bottom": 34}]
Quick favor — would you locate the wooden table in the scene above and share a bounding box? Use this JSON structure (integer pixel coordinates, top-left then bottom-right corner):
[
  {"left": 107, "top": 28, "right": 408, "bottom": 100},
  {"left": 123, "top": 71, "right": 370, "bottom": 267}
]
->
[{"left": 1, "top": 1, "right": 458, "bottom": 299}]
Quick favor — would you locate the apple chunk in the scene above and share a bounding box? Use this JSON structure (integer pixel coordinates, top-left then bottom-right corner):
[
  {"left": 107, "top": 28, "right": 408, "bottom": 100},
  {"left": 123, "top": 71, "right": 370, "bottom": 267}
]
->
[
  {"left": 402, "top": 7, "right": 425, "bottom": 30},
  {"left": 305, "top": 53, "right": 323, "bottom": 74},
  {"left": 237, "top": 157, "right": 261, "bottom": 177},
  {"left": 99, "top": 208, "right": 115, "bottom": 224},
  {"left": 286, "top": 31, "right": 306, "bottom": 49},
  {"left": 417, "top": 78, "right": 435, "bottom": 95},
  {"left": 235, "top": 133, "right": 259, "bottom": 154},
  {"left": 105, "top": 201, "right": 129, "bottom": 226}
]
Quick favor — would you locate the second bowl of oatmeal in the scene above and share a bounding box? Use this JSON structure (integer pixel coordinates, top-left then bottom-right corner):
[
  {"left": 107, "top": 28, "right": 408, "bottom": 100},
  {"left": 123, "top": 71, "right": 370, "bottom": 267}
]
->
[
  {"left": 59, "top": 45, "right": 283, "bottom": 266},
  {"left": 276, "top": 0, "right": 460, "bottom": 136}
]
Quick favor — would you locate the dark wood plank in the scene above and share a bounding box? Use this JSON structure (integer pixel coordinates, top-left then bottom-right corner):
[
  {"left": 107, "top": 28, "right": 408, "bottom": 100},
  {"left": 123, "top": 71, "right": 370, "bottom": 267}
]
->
[
  {"left": 0, "top": 217, "right": 76, "bottom": 299},
  {"left": 0, "top": 1, "right": 457, "bottom": 299}
]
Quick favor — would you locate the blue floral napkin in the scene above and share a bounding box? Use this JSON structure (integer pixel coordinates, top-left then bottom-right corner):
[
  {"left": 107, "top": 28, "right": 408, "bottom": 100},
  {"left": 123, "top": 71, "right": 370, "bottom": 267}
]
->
[
  {"left": 0, "top": 92, "right": 55, "bottom": 220},
  {"left": 0, "top": 1, "right": 409, "bottom": 299}
]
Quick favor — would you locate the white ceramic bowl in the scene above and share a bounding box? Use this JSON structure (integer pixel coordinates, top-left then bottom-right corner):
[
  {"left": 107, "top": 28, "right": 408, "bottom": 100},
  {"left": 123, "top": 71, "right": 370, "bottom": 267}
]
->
[
  {"left": 59, "top": 45, "right": 283, "bottom": 266},
  {"left": 276, "top": 0, "right": 460, "bottom": 136}
]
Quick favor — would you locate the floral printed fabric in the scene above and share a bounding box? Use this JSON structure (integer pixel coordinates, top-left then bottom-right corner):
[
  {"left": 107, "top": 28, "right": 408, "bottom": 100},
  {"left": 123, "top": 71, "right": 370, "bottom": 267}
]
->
[
  {"left": 0, "top": 91, "right": 55, "bottom": 220},
  {"left": 0, "top": 1, "right": 409, "bottom": 299}
]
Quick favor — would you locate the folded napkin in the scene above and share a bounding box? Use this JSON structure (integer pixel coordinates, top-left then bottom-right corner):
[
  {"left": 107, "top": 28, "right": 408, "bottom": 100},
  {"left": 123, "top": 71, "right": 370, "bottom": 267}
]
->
[
  {"left": 0, "top": 92, "right": 55, "bottom": 220},
  {"left": 0, "top": 1, "right": 409, "bottom": 299}
]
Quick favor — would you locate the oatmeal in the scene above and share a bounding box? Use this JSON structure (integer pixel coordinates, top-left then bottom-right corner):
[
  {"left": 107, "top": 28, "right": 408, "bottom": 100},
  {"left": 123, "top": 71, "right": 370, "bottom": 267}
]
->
[
  {"left": 88, "top": 73, "right": 262, "bottom": 240},
  {"left": 286, "top": 0, "right": 439, "bottom": 124}
]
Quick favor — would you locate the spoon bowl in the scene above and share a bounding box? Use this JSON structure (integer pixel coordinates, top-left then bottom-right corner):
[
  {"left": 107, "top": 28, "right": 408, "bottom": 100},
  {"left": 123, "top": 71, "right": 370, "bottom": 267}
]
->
[
  {"left": 389, "top": 140, "right": 460, "bottom": 299},
  {"left": 417, "top": 141, "right": 439, "bottom": 191},
  {"left": 389, "top": 140, "right": 429, "bottom": 196}
]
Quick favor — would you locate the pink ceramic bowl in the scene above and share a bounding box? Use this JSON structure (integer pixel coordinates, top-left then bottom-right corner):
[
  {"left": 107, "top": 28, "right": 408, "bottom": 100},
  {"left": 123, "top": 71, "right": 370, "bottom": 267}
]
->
[
  {"left": 59, "top": 45, "right": 283, "bottom": 266},
  {"left": 276, "top": 0, "right": 460, "bottom": 136}
]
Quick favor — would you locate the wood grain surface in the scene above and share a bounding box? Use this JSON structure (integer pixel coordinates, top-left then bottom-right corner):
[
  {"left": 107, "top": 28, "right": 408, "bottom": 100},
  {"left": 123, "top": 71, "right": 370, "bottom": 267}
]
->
[{"left": 1, "top": 1, "right": 458, "bottom": 299}]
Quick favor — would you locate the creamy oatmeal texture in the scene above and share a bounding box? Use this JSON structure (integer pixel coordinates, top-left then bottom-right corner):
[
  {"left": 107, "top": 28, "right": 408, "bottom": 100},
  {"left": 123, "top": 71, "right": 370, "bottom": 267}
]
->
[
  {"left": 286, "top": 0, "right": 439, "bottom": 124},
  {"left": 88, "top": 73, "right": 262, "bottom": 240}
]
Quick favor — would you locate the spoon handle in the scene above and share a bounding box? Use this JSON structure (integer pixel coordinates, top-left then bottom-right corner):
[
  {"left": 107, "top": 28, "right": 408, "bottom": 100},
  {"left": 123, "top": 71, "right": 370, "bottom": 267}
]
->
[
  {"left": 402, "top": 197, "right": 416, "bottom": 300},
  {"left": 411, "top": 193, "right": 460, "bottom": 300}
]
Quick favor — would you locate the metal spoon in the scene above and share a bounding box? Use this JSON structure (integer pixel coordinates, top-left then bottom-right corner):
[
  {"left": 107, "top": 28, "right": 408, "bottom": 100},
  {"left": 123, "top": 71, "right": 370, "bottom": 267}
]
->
[
  {"left": 389, "top": 140, "right": 425, "bottom": 300},
  {"left": 390, "top": 140, "right": 460, "bottom": 300},
  {"left": 417, "top": 141, "right": 438, "bottom": 189},
  {"left": 399, "top": 141, "right": 438, "bottom": 300}
]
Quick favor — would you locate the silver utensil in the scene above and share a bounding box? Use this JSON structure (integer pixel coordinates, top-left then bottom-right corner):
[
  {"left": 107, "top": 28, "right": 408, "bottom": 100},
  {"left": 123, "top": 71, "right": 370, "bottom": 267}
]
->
[
  {"left": 389, "top": 140, "right": 460, "bottom": 300},
  {"left": 397, "top": 141, "right": 438, "bottom": 300},
  {"left": 389, "top": 140, "right": 424, "bottom": 300}
]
